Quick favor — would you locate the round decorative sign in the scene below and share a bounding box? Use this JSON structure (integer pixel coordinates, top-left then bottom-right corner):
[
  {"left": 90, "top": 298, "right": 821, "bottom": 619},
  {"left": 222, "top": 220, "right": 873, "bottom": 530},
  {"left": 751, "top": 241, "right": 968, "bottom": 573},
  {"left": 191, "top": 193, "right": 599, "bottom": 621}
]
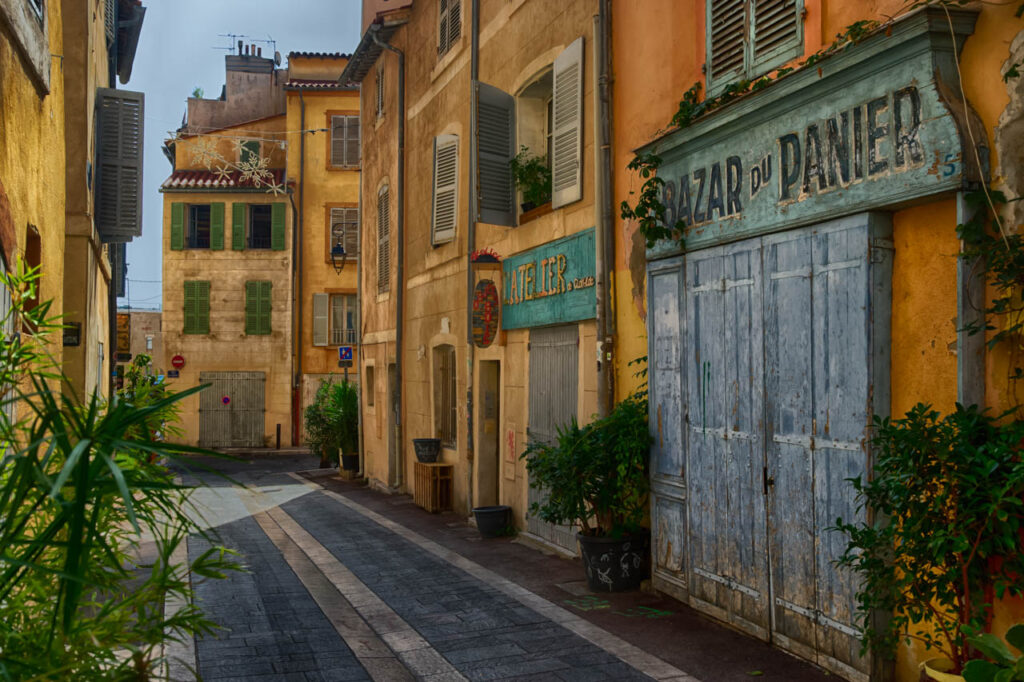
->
[
  {"left": 222, "top": 396, "right": 231, "bottom": 405},
  {"left": 471, "top": 280, "right": 500, "bottom": 348},
  {"left": 171, "top": 355, "right": 185, "bottom": 369}
]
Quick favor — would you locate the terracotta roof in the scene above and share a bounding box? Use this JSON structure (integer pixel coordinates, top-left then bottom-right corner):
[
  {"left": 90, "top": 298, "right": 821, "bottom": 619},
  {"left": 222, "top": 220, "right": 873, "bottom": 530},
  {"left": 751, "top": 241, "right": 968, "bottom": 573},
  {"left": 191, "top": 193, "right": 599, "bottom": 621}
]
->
[
  {"left": 288, "top": 52, "right": 351, "bottom": 59},
  {"left": 160, "top": 169, "right": 286, "bottom": 191},
  {"left": 284, "top": 78, "right": 354, "bottom": 91}
]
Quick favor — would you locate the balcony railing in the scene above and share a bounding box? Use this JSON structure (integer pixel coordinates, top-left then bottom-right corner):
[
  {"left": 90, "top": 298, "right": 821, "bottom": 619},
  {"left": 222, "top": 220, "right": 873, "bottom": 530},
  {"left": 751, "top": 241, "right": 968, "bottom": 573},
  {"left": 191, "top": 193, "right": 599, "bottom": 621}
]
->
[{"left": 331, "top": 328, "right": 357, "bottom": 345}]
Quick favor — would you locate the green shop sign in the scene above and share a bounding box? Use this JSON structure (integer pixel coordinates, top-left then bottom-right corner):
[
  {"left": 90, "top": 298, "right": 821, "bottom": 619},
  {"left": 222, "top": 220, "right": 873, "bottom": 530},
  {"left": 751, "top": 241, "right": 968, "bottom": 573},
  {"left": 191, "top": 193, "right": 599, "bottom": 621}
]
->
[{"left": 502, "top": 228, "right": 595, "bottom": 329}]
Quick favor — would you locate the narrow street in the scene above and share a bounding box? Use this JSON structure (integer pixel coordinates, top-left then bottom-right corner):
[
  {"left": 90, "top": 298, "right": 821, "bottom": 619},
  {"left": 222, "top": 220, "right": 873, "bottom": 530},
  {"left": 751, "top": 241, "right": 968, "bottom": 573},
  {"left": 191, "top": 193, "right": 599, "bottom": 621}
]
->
[{"left": 172, "top": 454, "right": 832, "bottom": 682}]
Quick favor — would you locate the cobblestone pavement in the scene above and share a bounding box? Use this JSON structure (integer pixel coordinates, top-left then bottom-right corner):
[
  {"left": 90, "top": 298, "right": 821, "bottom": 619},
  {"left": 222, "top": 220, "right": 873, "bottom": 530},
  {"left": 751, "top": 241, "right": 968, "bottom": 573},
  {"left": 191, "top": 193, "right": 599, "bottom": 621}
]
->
[{"left": 173, "top": 454, "right": 833, "bottom": 682}]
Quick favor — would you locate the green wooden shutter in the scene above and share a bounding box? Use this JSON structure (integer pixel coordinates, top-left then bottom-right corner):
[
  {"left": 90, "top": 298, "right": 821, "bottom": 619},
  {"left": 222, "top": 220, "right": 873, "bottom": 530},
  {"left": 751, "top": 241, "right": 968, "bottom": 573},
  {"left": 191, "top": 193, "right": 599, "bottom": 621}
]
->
[
  {"left": 271, "top": 202, "right": 286, "bottom": 251},
  {"left": 184, "top": 280, "right": 210, "bottom": 334},
  {"left": 232, "top": 203, "right": 246, "bottom": 250},
  {"left": 259, "top": 281, "right": 272, "bottom": 334},
  {"left": 170, "top": 202, "right": 184, "bottom": 250},
  {"left": 210, "top": 202, "right": 225, "bottom": 250},
  {"left": 245, "top": 281, "right": 272, "bottom": 335}
]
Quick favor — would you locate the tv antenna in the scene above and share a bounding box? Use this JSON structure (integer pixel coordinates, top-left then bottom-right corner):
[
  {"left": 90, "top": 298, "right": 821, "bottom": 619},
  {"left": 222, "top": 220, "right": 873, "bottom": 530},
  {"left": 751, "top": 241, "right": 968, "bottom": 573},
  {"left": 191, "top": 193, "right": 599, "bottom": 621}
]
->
[{"left": 213, "top": 33, "right": 278, "bottom": 61}]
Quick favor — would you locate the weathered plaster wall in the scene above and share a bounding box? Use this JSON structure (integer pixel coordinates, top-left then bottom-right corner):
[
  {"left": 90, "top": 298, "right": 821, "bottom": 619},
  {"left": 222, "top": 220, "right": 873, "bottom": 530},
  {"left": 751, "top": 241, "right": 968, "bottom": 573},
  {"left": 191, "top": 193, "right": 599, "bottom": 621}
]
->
[
  {"left": 174, "top": 116, "right": 287, "bottom": 171},
  {"left": 126, "top": 310, "right": 163, "bottom": 372},
  {"left": 161, "top": 188, "right": 293, "bottom": 446}
]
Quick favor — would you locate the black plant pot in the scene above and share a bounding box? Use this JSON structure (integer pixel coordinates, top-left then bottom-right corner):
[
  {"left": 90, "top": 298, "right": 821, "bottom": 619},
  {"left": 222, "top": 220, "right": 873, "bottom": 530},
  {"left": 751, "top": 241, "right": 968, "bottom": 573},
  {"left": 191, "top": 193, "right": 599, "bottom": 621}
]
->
[
  {"left": 472, "top": 505, "right": 512, "bottom": 538},
  {"left": 577, "top": 531, "right": 650, "bottom": 592},
  {"left": 412, "top": 438, "right": 441, "bottom": 463},
  {"left": 520, "top": 201, "right": 537, "bottom": 213},
  {"left": 340, "top": 453, "right": 359, "bottom": 472}
]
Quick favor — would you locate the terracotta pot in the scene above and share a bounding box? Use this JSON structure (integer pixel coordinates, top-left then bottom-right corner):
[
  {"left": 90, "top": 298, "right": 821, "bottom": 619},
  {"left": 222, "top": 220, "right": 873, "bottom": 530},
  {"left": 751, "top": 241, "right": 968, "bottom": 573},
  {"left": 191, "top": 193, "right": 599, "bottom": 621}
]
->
[{"left": 921, "top": 658, "right": 964, "bottom": 682}]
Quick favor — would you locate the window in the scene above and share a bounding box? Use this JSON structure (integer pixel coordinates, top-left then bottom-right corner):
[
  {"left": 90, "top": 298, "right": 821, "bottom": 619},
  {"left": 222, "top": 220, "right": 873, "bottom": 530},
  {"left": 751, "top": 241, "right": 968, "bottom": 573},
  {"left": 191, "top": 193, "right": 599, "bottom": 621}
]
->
[
  {"left": 249, "top": 205, "right": 272, "bottom": 249},
  {"left": 330, "top": 294, "right": 356, "bottom": 345},
  {"left": 431, "top": 135, "right": 458, "bottom": 244},
  {"left": 0, "top": 0, "right": 50, "bottom": 91},
  {"left": 375, "top": 61, "right": 385, "bottom": 120},
  {"left": 330, "top": 207, "right": 358, "bottom": 261},
  {"left": 188, "top": 205, "right": 211, "bottom": 248},
  {"left": 365, "top": 365, "right": 375, "bottom": 407},
  {"left": 183, "top": 281, "right": 210, "bottom": 334},
  {"left": 706, "top": 0, "right": 803, "bottom": 94},
  {"left": 377, "top": 186, "right": 391, "bottom": 294},
  {"left": 330, "top": 115, "right": 360, "bottom": 168},
  {"left": 438, "top": 0, "right": 461, "bottom": 58},
  {"left": 240, "top": 140, "right": 260, "bottom": 166},
  {"left": 244, "top": 281, "right": 272, "bottom": 335},
  {"left": 433, "top": 344, "right": 456, "bottom": 448}
]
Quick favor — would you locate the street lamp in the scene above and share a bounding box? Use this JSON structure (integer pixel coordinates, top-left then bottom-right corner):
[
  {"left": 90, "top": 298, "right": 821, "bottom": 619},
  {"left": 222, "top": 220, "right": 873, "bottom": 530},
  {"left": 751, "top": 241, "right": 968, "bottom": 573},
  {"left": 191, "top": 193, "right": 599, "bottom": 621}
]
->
[{"left": 330, "top": 243, "right": 347, "bottom": 274}]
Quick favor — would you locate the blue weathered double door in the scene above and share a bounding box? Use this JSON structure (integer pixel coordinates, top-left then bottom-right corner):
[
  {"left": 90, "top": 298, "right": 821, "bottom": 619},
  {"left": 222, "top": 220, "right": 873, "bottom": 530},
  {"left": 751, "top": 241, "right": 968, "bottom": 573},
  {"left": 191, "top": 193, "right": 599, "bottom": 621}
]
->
[{"left": 648, "top": 215, "right": 891, "bottom": 682}]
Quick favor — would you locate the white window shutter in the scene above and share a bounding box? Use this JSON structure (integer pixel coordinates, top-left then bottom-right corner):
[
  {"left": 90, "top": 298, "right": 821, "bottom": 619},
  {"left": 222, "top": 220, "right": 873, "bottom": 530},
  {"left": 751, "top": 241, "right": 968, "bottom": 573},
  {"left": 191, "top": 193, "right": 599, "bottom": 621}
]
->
[
  {"left": 96, "top": 88, "right": 144, "bottom": 243},
  {"left": 551, "top": 38, "right": 583, "bottom": 209},
  {"left": 475, "top": 81, "right": 516, "bottom": 227},
  {"left": 312, "top": 293, "right": 329, "bottom": 346},
  {"left": 377, "top": 186, "right": 391, "bottom": 294},
  {"left": 431, "top": 135, "right": 459, "bottom": 245}
]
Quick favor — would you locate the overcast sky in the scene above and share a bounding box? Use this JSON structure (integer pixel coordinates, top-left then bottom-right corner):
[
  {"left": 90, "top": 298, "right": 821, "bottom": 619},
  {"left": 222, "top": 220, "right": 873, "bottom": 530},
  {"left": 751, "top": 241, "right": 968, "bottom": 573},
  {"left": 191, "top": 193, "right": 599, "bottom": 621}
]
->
[{"left": 119, "top": 0, "right": 363, "bottom": 310}]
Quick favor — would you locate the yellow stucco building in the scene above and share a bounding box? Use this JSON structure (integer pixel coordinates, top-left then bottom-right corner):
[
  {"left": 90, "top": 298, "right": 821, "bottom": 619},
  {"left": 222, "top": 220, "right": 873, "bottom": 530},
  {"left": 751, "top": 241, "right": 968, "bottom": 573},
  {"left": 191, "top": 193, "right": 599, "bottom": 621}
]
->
[
  {"left": 1, "top": 0, "right": 145, "bottom": 408},
  {"left": 345, "top": 0, "right": 610, "bottom": 554}
]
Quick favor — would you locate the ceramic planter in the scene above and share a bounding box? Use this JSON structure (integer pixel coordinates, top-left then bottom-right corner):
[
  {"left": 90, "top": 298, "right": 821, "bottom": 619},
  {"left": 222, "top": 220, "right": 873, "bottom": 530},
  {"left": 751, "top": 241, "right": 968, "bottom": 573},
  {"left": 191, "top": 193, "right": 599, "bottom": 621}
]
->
[
  {"left": 472, "top": 505, "right": 512, "bottom": 538},
  {"left": 412, "top": 438, "right": 441, "bottom": 463},
  {"left": 577, "top": 531, "right": 650, "bottom": 592},
  {"left": 921, "top": 658, "right": 964, "bottom": 682}
]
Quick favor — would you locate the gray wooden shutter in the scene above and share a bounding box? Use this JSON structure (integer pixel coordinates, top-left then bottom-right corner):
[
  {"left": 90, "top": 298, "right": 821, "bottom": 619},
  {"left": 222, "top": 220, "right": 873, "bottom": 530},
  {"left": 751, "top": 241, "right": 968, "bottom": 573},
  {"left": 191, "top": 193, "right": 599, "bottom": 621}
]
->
[
  {"left": 312, "top": 293, "right": 329, "bottom": 346},
  {"left": 104, "top": 0, "right": 116, "bottom": 44},
  {"left": 332, "top": 207, "right": 359, "bottom": 259},
  {"left": 376, "top": 62, "right": 385, "bottom": 119},
  {"left": 751, "top": 0, "right": 802, "bottom": 71},
  {"left": 210, "top": 202, "right": 225, "bottom": 250},
  {"left": 707, "top": 0, "right": 747, "bottom": 88},
  {"left": 476, "top": 81, "right": 516, "bottom": 227},
  {"left": 431, "top": 135, "right": 459, "bottom": 244},
  {"left": 95, "top": 88, "right": 144, "bottom": 243},
  {"left": 438, "top": 0, "right": 450, "bottom": 55},
  {"left": 377, "top": 186, "right": 391, "bottom": 293},
  {"left": 232, "top": 203, "right": 246, "bottom": 250},
  {"left": 551, "top": 38, "right": 583, "bottom": 209},
  {"left": 331, "top": 116, "right": 360, "bottom": 167},
  {"left": 448, "top": 0, "right": 461, "bottom": 48},
  {"left": 271, "top": 202, "right": 286, "bottom": 250},
  {"left": 170, "top": 202, "right": 184, "bottom": 250}
]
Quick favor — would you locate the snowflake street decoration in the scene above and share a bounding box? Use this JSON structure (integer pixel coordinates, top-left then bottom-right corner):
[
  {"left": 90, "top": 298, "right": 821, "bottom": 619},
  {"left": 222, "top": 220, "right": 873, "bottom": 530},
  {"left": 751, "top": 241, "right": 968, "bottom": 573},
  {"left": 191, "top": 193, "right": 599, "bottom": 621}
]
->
[{"left": 181, "top": 133, "right": 287, "bottom": 194}]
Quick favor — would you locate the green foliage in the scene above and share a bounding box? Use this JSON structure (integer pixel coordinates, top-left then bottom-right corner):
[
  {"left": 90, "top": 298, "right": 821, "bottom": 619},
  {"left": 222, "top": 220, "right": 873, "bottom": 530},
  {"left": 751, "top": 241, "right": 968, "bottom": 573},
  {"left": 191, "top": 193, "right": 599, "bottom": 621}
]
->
[
  {"left": 521, "top": 395, "right": 650, "bottom": 537},
  {"left": 191, "top": 86, "right": 204, "bottom": 99},
  {"left": 618, "top": 153, "right": 685, "bottom": 249},
  {"left": 509, "top": 146, "right": 552, "bottom": 208},
  {"left": 0, "top": 263, "right": 240, "bottom": 679},
  {"left": 832, "top": 404, "right": 1024, "bottom": 671},
  {"left": 304, "top": 379, "right": 359, "bottom": 465},
  {"left": 963, "top": 624, "right": 1024, "bottom": 682}
]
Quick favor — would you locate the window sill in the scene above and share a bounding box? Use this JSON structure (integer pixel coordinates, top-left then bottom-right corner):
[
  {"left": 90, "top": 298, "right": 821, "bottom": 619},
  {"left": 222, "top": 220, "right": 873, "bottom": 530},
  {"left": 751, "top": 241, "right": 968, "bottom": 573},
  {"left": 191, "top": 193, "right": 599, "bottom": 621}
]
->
[
  {"left": 327, "top": 164, "right": 361, "bottom": 172},
  {"left": 518, "top": 201, "right": 552, "bottom": 225},
  {"left": 430, "top": 35, "right": 466, "bottom": 83}
]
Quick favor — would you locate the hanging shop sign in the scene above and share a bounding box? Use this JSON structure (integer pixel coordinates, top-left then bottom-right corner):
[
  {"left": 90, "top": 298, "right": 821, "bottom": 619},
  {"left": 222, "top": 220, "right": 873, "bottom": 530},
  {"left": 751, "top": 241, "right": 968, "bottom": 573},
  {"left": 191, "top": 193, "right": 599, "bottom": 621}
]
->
[
  {"left": 642, "top": 9, "right": 983, "bottom": 259},
  {"left": 472, "top": 279, "right": 500, "bottom": 347},
  {"left": 502, "top": 228, "right": 595, "bottom": 330}
]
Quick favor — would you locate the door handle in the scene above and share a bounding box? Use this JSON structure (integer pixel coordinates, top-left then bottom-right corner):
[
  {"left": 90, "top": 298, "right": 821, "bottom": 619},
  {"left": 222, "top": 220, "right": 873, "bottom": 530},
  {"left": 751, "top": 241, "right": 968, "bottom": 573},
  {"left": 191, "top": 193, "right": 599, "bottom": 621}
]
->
[{"left": 762, "top": 467, "right": 775, "bottom": 495}]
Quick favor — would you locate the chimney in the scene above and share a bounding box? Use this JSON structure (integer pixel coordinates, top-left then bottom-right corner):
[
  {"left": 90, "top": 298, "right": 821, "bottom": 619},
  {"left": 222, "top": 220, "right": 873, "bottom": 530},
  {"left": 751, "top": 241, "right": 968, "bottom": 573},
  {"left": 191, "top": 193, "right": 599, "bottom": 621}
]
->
[
  {"left": 238, "top": 39, "right": 243, "bottom": 55},
  {"left": 257, "top": 46, "right": 262, "bottom": 57},
  {"left": 244, "top": 44, "right": 249, "bottom": 56}
]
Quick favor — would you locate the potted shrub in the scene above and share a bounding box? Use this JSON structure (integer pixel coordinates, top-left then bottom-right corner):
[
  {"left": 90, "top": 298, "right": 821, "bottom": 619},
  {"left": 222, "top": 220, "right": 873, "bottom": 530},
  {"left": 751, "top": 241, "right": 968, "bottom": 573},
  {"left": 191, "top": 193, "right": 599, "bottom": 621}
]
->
[
  {"left": 304, "top": 380, "right": 337, "bottom": 468},
  {"left": 521, "top": 396, "right": 651, "bottom": 592},
  {"left": 324, "top": 380, "right": 359, "bottom": 472},
  {"left": 832, "top": 404, "right": 1024, "bottom": 680},
  {"left": 509, "top": 145, "right": 551, "bottom": 213}
]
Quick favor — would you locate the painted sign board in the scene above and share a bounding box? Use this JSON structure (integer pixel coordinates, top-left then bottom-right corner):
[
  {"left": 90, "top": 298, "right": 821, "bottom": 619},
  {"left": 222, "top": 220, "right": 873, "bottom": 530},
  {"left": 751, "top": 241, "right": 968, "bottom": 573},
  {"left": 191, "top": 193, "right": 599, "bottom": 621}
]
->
[
  {"left": 642, "top": 9, "right": 982, "bottom": 259},
  {"left": 472, "top": 280, "right": 500, "bottom": 347},
  {"left": 502, "top": 228, "right": 596, "bottom": 329},
  {"left": 63, "top": 322, "right": 81, "bottom": 347},
  {"left": 338, "top": 346, "right": 353, "bottom": 361}
]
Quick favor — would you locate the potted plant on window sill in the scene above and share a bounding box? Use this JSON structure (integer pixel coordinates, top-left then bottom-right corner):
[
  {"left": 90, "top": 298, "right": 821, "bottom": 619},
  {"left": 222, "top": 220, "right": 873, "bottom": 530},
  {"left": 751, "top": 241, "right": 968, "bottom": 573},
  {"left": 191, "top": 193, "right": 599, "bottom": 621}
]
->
[
  {"left": 521, "top": 395, "right": 651, "bottom": 592},
  {"left": 831, "top": 404, "right": 1024, "bottom": 680},
  {"left": 510, "top": 146, "right": 552, "bottom": 215}
]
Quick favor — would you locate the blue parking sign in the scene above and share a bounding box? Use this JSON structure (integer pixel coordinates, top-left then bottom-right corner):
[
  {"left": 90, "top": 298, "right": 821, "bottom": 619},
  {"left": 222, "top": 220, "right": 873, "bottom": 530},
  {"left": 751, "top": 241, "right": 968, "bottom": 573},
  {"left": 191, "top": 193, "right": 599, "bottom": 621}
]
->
[{"left": 338, "top": 346, "right": 353, "bottom": 361}]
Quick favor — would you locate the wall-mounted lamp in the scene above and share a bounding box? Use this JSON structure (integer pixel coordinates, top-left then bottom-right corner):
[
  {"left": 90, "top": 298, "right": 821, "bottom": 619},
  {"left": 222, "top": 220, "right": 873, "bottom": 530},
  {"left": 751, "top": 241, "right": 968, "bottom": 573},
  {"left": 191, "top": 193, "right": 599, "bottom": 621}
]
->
[{"left": 330, "top": 244, "right": 347, "bottom": 274}]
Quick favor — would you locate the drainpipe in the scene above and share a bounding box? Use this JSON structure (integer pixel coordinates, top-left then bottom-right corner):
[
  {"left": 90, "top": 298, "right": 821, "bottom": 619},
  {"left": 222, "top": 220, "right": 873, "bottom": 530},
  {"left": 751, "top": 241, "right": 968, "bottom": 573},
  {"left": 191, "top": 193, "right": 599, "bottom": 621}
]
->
[
  {"left": 293, "top": 91, "right": 306, "bottom": 447},
  {"left": 465, "top": 0, "right": 480, "bottom": 516},
  {"left": 372, "top": 29, "right": 405, "bottom": 490},
  {"left": 594, "top": 1, "right": 615, "bottom": 416},
  {"left": 356, "top": 110, "right": 365, "bottom": 478}
]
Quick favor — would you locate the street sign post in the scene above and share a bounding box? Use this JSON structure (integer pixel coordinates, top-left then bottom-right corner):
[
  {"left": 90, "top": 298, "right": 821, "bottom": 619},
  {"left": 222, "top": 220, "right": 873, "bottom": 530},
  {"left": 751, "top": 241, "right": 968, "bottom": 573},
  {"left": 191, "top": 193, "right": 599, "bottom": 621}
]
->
[{"left": 338, "top": 346, "right": 354, "bottom": 382}]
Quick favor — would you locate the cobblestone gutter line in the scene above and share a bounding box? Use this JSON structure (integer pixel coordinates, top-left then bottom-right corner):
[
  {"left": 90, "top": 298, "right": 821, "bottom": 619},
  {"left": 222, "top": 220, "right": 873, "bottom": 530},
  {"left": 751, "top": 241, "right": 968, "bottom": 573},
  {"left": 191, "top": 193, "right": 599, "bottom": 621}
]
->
[{"left": 286, "top": 472, "right": 701, "bottom": 682}]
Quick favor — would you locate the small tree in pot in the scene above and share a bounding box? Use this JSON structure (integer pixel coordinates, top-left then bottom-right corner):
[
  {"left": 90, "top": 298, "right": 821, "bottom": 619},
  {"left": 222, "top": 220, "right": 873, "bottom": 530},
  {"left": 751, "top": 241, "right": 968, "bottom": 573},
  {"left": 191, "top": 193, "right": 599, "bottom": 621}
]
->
[
  {"left": 509, "top": 146, "right": 551, "bottom": 213},
  {"left": 521, "top": 395, "right": 651, "bottom": 591},
  {"left": 305, "top": 379, "right": 358, "bottom": 469},
  {"left": 832, "top": 404, "right": 1024, "bottom": 679}
]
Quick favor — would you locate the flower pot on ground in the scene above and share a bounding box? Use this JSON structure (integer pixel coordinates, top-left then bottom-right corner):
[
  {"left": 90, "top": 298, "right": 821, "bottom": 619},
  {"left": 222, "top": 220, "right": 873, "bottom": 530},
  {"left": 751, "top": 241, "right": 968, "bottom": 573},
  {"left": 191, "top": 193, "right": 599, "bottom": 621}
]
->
[
  {"left": 413, "top": 438, "right": 441, "bottom": 463},
  {"left": 922, "top": 658, "right": 965, "bottom": 682},
  {"left": 305, "top": 378, "right": 358, "bottom": 470},
  {"left": 521, "top": 393, "right": 652, "bottom": 592},
  {"left": 832, "top": 404, "right": 1024, "bottom": 675},
  {"left": 340, "top": 453, "right": 359, "bottom": 472},
  {"left": 472, "top": 505, "right": 512, "bottom": 538}
]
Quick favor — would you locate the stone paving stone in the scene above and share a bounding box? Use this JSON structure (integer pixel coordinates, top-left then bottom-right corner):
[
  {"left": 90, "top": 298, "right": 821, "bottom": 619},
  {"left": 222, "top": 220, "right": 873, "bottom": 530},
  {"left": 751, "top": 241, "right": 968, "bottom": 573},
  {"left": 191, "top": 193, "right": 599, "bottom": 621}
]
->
[
  {"left": 281, "top": 493, "right": 655, "bottom": 681},
  {"left": 190, "top": 514, "right": 371, "bottom": 682}
]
